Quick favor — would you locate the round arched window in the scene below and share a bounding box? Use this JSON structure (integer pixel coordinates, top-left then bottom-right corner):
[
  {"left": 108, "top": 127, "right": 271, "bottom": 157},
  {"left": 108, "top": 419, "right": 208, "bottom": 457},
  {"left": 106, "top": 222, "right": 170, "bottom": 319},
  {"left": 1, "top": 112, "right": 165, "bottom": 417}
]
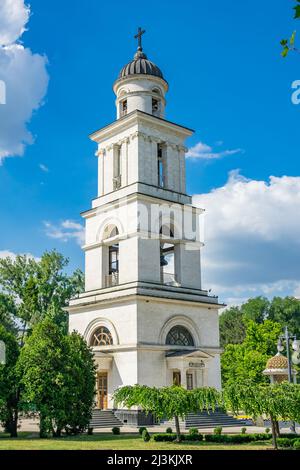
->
[
  {"left": 166, "top": 326, "right": 194, "bottom": 347},
  {"left": 90, "top": 327, "right": 113, "bottom": 346}
]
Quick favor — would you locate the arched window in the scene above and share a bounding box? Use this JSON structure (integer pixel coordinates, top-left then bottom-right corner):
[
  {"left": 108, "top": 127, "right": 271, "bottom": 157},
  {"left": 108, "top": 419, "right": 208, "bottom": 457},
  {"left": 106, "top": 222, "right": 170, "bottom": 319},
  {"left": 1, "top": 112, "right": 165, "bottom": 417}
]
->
[
  {"left": 152, "top": 87, "right": 162, "bottom": 96},
  {"left": 160, "top": 224, "right": 174, "bottom": 238},
  {"left": 103, "top": 224, "right": 119, "bottom": 240},
  {"left": 166, "top": 326, "right": 194, "bottom": 347},
  {"left": 90, "top": 326, "right": 113, "bottom": 346}
]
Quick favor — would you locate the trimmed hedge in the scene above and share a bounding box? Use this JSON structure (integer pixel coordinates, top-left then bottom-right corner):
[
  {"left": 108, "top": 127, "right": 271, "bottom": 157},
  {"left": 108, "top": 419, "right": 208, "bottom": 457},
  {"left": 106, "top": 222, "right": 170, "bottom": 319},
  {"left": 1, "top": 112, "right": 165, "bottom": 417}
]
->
[
  {"left": 204, "top": 433, "right": 271, "bottom": 444},
  {"left": 153, "top": 433, "right": 182, "bottom": 442},
  {"left": 152, "top": 432, "right": 204, "bottom": 442},
  {"left": 277, "top": 438, "right": 294, "bottom": 448},
  {"left": 293, "top": 439, "right": 300, "bottom": 450},
  {"left": 278, "top": 433, "right": 299, "bottom": 439},
  {"left": 277, "top": 437, "right": 300, "bottom": 449}
]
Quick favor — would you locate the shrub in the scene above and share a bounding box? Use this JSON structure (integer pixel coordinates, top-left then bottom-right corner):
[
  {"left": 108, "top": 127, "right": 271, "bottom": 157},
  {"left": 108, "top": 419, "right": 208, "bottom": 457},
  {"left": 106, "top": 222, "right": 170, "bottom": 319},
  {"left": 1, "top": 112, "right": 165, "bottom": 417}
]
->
[
  {"left": 186, "top": 428, "right": 203, "bottom": 441},
  {"left": 277, "top": 438, "right": 293, "bottom": 448},
  {"left": 293, "top": 439, "right": 300, "bottom": 450},
  {"left": 112, "top": 427, "right": 120, "bottom": 435},
  {"left": 205, "top": 434, "right": 230, "bottom": 443},
  {"left": 265, "top": 427, "right": 270, "bottom": 434},
  {"left": 205, "top": 433, "right": 270, "bottom": 444},
  {"left": 230, "top": 435, "right": 252, "bottom": 443},
  {"left": 251, "top": 433, "right": 272, "bottom": 441},
  {"left": 142, "top": 429, "right": 151, "bottom": 442},
  {"left": 241, "top": 427, "right": 247, "bottom": 434},
  {"left": 153, "top": 433, "right": 185, "bottom": 442},
  {"left": 166, "top": 427, "right": 173, "bottom": 434},
  {"left": 189, "top": 428, "right": 199, "bottom": 436},
  {"left": 214, "top": 426, "right": 222, "bottom": 435},
  {"left": 139, "top": 427, "right": 147, "bottom": 436},
  {"left": 87, "top": 427, "right": 93, "bottom": 435},
  {"left": 278, "top": 433, "right": 299, "bottom": 439}
]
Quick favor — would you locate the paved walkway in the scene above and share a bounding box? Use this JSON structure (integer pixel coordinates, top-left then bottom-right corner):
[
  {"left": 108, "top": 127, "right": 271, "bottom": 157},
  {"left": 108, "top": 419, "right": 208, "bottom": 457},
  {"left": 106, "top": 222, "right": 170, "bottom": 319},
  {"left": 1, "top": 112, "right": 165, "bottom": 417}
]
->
[{"left": 2, "top": 417, "right": 298, "bottom": 435}]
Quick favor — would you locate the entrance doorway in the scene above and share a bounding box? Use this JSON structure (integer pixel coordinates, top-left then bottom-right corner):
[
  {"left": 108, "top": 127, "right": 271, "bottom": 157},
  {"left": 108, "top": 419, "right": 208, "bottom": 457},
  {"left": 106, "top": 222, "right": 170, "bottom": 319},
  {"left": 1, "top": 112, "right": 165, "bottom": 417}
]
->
[
  {"left": 173, "top": 371, "right": 181, "bottom": 386},
  {"left": 97, "top": 372, "right": 108, "bottom": 409}
]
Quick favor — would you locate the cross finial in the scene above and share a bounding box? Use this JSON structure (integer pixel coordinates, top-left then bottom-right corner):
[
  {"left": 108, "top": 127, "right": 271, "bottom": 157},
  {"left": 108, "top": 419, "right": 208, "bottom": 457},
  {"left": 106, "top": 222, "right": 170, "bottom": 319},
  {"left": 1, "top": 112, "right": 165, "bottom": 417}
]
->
[{"left": 134, "top": 27, "right": 146, "bottom": 50}]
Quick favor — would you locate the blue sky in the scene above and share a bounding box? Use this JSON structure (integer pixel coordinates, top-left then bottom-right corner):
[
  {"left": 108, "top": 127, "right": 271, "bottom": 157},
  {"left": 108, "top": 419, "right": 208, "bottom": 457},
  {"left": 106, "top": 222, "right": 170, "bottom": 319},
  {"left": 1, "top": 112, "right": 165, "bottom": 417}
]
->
[{"left": 0, "top": 0, "right": 299, "bottom": 305}]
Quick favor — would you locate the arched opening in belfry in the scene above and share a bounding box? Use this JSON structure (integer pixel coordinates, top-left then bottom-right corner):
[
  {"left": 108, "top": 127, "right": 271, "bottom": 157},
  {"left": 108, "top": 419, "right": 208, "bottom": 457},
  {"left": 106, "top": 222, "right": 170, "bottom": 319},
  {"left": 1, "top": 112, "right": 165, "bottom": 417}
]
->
[
  {"left": 102, "top": 224, "right": 119, "bottom": 287},
  {"left": 160, "top": 223, "right": 176, "bottom": 286}
]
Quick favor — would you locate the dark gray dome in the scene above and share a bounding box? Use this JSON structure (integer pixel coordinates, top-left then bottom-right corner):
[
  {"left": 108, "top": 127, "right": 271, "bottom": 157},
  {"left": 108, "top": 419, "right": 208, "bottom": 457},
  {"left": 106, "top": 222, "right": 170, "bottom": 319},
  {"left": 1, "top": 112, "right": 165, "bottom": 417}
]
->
[{"left": 118, "top": 48, "right": 164, "bottom": 80}]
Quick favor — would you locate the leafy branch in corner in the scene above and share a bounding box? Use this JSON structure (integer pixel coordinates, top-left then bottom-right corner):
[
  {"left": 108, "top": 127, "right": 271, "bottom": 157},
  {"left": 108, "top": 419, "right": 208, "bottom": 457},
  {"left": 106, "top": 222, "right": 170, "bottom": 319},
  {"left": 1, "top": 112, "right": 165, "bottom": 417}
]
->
[{"left": 281, "top": 1, "right": 300, "bottom": 57}]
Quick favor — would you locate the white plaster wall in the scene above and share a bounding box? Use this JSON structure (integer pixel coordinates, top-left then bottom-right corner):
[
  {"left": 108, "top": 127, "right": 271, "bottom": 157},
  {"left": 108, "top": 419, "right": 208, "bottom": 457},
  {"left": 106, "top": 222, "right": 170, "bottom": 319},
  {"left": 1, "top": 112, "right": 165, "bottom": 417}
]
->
[
  {"left": 69, "top": 301, "right": 138, "bottom": 345},
  {"left": 136, "top": 298, "right": 220, "bottom": 348},
  {"left": 137, "top": 350, "right": 167, "bottom": 388},
  {"left": 85, "top": 247, "right": 102, "bottom": 291},
  {"left": 206, "top": 355, "right": 222, "bottom": 390},
  {"left": 109, "top": 351, "right": 138, "bottom": 407}
]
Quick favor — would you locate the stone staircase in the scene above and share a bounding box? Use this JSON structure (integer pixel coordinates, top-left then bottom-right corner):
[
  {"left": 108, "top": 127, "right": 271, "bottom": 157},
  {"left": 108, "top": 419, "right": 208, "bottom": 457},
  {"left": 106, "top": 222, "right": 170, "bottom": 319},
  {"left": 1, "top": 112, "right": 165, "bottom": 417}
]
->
[
  {"left": 161, "top": 410, "right": 250, "bottom": 429},
  {"left": 89, "top": 409, "right": 123, "bottom": 428}
]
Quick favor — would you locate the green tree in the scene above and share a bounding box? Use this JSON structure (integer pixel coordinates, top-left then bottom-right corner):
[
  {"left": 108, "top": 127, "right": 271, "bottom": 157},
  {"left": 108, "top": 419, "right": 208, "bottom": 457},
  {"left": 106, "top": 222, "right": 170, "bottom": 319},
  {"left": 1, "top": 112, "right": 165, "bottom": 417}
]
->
[
  {"left": 114, "top": 385, "right": 220, "bottom": 442},
  {"left": 241, "top": 297, "right": 270, "bottom": 324},
  {"left": 223, "top": 381, "right": 300, "bottom": 449},
  {"left": 63, "top": 332, "right": 96, "bottom": 434},
  {"left": 219, "top": 307, "right": 246, "bottom": 347},
  {"left": 221, "top": 320, "right": 282, "bottom": 386},
  {"left": 0, "top": 250, "right": 84, "bottom": 334},
  {"left": 219, "top": 297, "right": 270, "bottom": 348},
  {"left": 269, "top": 296, "right": 300, "bottom": 339},
  {"left": 18, "top": 319, "right": 95, "bottom": 437},
  {"left": 0, "top": 326, "right": 20, "bottom": 437},
  {"left": 0, "top": 293, "right": 17, "bottom": 334}
]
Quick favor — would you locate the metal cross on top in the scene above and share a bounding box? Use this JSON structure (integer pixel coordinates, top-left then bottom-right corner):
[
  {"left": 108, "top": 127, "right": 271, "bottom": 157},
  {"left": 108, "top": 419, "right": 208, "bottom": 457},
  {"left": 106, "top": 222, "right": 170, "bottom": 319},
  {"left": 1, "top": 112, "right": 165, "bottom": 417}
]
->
[{"left": 134, "top": 27, "right": 146, "bottom": 49}]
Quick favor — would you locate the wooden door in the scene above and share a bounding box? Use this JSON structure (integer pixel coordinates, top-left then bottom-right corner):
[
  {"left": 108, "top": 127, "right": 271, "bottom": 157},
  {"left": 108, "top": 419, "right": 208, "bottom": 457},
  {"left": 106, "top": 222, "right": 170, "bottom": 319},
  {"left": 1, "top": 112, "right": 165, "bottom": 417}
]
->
[{"left": 97, "top": 372, "right": 108, "bottom": 409}]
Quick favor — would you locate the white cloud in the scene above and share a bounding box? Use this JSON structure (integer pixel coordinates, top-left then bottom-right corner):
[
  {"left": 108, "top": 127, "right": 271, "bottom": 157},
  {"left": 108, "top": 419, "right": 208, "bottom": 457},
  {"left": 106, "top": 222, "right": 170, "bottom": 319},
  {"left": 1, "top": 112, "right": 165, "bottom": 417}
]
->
[
  {"left": 0, "top": 0, "right": 30, "bottom": 46},
  {"left": 39, "top": 163, "right": 49, "bottom": 172},
  {"left": 193, "top": 172, "right": 300, "bottom": 305},
  {"left": 0, "top": 1, "right": 49, "bottom": 161},
  {"left": 186, "top": 141, "right": 243, "bottom": 160},
  {"left": 0, "top": 250, "right": 39, "bottom": 261},
  {"left": 44, "top": 220, "right": 85, "bottom": 246}
]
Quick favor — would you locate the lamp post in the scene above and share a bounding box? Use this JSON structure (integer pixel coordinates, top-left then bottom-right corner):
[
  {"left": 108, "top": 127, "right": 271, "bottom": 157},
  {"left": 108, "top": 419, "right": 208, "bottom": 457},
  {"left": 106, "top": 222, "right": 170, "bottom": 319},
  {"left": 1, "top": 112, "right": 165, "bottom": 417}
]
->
[
  {"left": 277, "top": 326, "right": 299, "bottom": 383},
  {"left": 277, "top": 327, "right": 299, "bottom": 433}
]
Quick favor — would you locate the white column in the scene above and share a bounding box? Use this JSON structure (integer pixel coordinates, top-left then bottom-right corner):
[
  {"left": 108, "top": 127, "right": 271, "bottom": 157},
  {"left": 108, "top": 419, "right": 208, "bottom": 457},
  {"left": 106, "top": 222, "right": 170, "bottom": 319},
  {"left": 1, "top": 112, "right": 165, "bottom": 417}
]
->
[
  {"left": 181, "top": 366, "right": 187, "bottom": 389},
  {"left": 128, "top": 132, "right": 139, "bottom": 184},
  {"left": 179, "top": 146, "right": 186, "bottom": 194},
  {"left": 103, "top": 145, "right": 114, "bottom": 194},
  {"left": 97, "top": 149, "right": 105, "bottom": 197},
  {"left": 150, "top": 138, "right": 159, "bottom": 186},
  {"left": 121, "top": 138, "right": 129, "bottom": 186}
]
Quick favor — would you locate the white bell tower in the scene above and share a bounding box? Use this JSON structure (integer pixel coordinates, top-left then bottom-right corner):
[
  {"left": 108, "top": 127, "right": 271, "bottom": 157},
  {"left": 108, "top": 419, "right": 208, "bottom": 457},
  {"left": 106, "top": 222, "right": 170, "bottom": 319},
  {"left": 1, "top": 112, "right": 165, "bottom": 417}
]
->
[{"left": 68, "top": 29, "right": 222, "bottom": 426}]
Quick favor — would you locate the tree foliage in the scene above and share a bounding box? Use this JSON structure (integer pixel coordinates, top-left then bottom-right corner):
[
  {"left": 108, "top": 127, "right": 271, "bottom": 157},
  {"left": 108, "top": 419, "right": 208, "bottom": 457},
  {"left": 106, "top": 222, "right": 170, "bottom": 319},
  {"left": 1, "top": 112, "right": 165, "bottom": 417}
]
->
[
  {"left": 221, "top": 320, "right": 282, "bottom": 385},
  {"left": 223, "top": 381, "right": 300, "bottom": 448},
  {"left": 281, "top": 1, "right": 300, "bottom": 57},
  {"left": 0, "top": 250, "right": 84, "bottom": 334},
  {"left": 114, "top": 385, "right": 221, "bottom": 441},
  {"left": 17, "top": 318, "right": 95, "bottom": 437},
  {"left": 0, "top": 326, "right": 20, "bottom": 437},
  {"left": 0, "top": 293, "right": 17, "bottom": 334},
  {"left": 220, "top": 296, "right": 300, "bottom": 348}
]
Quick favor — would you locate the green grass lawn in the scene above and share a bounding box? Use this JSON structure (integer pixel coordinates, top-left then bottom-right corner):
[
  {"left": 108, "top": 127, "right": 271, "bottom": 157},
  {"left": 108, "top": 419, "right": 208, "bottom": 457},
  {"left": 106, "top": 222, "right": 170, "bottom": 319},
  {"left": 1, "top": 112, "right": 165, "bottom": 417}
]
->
[{"left": 0, "top": 432, "right": 272, "bottom": 450}]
